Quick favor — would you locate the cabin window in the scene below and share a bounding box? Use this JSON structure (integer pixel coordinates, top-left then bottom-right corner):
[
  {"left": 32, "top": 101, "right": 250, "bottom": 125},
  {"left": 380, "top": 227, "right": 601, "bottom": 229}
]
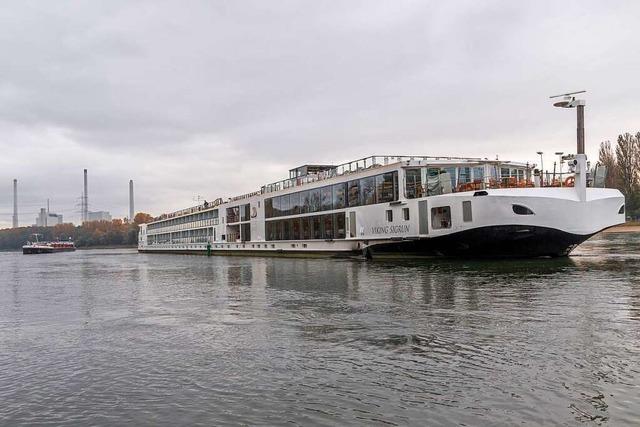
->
[
  {"left": 321, "top": 186, "right": 333, "bottom": 211},
  {"left": 405, "top": 169, "right": 422, "bottom": 199},
  {"left": 512, "top": 204, "right": 534, "bottom": 215},
  {"left": 348, "top": 180, "right": 360, "bottom": 207},
  {"left": 619, "top": 205, "right": 625, "bottom": 214},
  {"left": 462, "top": 201, "right": 472, "bottom": 222},
  {"left": 290, "top": 192, "right": 301, "bottom": 215},
  {"left": 376, "top": 172, "right": 397, "bottom": 203},
  {"left": 431, "top": 206, "right": 452, "bottom": 229},
  {"left": 386, "top": 210, "right": 393, "bottom": 222},
  {"left": 403, "top": 208, "right": 410, "bottom": 221},
  {"left": 360, "top": 176, "right": 376, "bottom": 205},
  {"left": 333, "top": 182, "right": 347, "bottom": 210}
]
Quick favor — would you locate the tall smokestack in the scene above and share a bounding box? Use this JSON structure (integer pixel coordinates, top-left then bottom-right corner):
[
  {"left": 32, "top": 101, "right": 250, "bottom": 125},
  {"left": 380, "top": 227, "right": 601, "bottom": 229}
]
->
[
  {"left": 83, "top": 169, "right": 88, "bottom": 223},
  {"left": 12, "top": 179, "right": 18, "bottom": 228},
  {"left": 129, "top": 179, "right": 134, "bottom": 222}
]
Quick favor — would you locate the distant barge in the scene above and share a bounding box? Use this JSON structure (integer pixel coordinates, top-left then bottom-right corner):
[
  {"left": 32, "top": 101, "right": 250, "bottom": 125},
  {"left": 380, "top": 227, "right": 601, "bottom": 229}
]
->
[{"left": 23, "top": 235, "right": 76, "bottom": 254}]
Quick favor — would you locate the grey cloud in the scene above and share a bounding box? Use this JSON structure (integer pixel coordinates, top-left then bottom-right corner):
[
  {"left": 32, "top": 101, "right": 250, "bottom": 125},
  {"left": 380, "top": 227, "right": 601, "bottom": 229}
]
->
[{"left": 1, "top": 0, "right": 639, "bottom": 227}]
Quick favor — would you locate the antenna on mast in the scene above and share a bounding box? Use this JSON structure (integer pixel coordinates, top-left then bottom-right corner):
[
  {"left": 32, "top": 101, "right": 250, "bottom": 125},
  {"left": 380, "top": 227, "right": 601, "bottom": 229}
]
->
[{"left": 549, "top": 90, "right": 586, "bottom": 99}]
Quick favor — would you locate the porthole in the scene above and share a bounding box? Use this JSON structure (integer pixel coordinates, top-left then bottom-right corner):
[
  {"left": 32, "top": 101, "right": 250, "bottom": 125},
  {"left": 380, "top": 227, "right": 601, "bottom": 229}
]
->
[{"left": 512, "top": 204, "right": 535, "bottom": 215}]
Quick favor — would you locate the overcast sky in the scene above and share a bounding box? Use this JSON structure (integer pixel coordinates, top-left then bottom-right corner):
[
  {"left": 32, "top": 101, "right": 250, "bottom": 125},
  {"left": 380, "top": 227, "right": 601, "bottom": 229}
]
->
[{"left": 1, "top": 0, "right": 639, "bottom": 227}]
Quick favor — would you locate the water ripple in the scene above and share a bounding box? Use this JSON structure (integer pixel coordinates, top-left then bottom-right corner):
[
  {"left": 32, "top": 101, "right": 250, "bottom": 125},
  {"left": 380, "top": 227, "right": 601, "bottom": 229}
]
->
[{"left": 1, "top": 236, "right": 640, "bottom": 425}]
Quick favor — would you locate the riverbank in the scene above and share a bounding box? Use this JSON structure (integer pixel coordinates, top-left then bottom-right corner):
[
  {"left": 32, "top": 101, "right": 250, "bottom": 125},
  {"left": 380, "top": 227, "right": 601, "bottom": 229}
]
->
[{"left": 602, "top": 222, "right": 640, "bottom": 233}]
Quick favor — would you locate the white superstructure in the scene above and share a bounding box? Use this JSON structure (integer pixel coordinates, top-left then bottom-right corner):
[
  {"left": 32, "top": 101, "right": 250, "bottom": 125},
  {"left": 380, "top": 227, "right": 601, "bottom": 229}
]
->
[{"left": 138, "top": 155, "right": 625, "bottom": 258}]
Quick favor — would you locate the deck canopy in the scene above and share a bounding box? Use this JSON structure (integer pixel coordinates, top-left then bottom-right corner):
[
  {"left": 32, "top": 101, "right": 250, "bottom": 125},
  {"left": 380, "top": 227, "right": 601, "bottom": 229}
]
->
[{"left": 289, "top": 165, "right": 336, "bottom": 179}]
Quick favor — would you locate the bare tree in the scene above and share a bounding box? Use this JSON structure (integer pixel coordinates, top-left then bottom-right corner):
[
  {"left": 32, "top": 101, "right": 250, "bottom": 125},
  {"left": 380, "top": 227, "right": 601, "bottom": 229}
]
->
[
  {"left": 598, "top": 140, "right": 619, "bottom": 188},
  {"left": 615, "top": 132, "right": 640, "bottom": 209}
]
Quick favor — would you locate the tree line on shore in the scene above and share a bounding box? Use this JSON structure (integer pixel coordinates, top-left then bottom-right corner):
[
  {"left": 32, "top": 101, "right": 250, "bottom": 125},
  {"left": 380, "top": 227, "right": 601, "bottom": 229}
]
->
[
  {"left": 598, "top": 131, "right": 640, "bottom": 217},
  {"left": 0, "top": 212, "right": 153, "bottom": 250}
]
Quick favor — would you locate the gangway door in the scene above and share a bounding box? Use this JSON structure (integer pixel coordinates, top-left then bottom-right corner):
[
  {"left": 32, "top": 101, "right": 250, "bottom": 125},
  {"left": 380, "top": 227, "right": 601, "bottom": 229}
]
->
[{"left": 418, "top": 200, "right": 429, "bottom": 235}]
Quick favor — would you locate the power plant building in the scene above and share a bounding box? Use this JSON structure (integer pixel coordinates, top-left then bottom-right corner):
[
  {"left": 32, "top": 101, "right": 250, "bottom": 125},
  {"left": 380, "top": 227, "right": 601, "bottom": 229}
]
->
[
  {"left": 88, "top": 211, "right": 112, "bottom": 222},
  {"left": 34, "top": 208, "right": 63, "bottom": 227}
]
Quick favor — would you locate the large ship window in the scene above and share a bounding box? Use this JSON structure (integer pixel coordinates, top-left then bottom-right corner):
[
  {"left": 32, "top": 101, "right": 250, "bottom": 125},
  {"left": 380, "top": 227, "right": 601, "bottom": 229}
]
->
[
  {"left": 312, "top": 216, "right": 322, "bottom": 239},
  {"left": 265, "top": 213, "right": 347, "bottom": 241},
  {"left": 431, "top": 206, "right": 452, "bottom": 229},
  {"left": 473, "top": 167, "right": 484, "bottom": 181},
  {"left": 290, "top": 192, "right": 301, "bottom": 215},
  {"left": 272, "top": 196, "right": 282, "bottom": 217},
  {"left": 241, "top": 223, "right": 251, "bottom": 242},
  {"left": 348, "top": 180, "right": 360, "bottom": 207},
  {"left": 240, "top": 204, "right": 250, "bottom": 221},
  {"left": 302, "top": 217, "right": 312, "bottom": 239},
  {"left": 281, "top": 194, "right": 291, "bottom": 216},
  {"left": 226, "top": 206, "right": 239, "bottom": 223},
  {"left": 264, "top": 171, "right": 399, "bottom": 219},
  {"left": 360, "top": 176, "right": 376, "bottom": 205},
  {"left": 323, "top": 214, "right": 334, "bottom": 239},
  {"left": 405, "top": 169, "right": 422, "bottom": 199},
  {"left": 335, "top": 213, "right": 346, "bottom": 239},
  {"left": 376, "top": 172, "right": 397, "bottom": 203},
  {"left": 310, "top": 188, "right": 321, "bottom": 212},
  {"left": 333, "top": 182, "right": 347, "bottom": 209},
  {"left": 321, "top": 186, "right": 333, "bottom": 211},
  {"left": 301, "top": 191, "right": 310, "bottom": 214},
  {"left": 458, "top": 167, "right": 471, "bottom": 184},
  {"left": 292, "top": 218, "right": 301, "bottom": 239},
  {"left": 443, "top": 167, "right": 456, "bottom": 190}
]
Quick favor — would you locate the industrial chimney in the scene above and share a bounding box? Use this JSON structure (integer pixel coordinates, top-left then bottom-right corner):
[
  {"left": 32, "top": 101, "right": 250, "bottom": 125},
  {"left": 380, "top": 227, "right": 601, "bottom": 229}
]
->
[
  {"left": 83, "top": 169, "right": 88, "bottom": 223},
  {"left": 129, "top": 179, "right": 134, "bottom": 222},
  {"left": 12, "top": 179, "right": 18, "bottom": 228}
]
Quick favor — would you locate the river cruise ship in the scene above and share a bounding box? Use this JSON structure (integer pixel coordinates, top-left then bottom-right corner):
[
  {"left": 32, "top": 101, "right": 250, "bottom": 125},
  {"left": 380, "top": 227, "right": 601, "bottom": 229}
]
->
[{"left": 138, "top": 154, "right": 625, "bottom": 258}]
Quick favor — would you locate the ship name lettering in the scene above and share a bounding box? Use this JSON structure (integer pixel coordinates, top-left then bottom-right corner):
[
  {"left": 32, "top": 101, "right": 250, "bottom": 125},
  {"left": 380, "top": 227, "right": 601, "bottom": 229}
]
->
[{"left": 370, "top": 225, "right": 410, "bottom": 234}]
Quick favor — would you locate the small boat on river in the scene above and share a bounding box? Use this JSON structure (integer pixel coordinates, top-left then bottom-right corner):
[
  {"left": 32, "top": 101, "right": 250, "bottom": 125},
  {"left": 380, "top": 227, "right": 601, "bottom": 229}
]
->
[{"left": 23, "top": 234, "right": 76, "bottom": 254}]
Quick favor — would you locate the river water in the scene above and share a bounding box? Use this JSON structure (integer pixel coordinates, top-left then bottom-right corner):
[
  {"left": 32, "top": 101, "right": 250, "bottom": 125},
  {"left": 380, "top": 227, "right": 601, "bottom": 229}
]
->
[{"left": 1, "top": 233, "right": 639, "bottom": 426}]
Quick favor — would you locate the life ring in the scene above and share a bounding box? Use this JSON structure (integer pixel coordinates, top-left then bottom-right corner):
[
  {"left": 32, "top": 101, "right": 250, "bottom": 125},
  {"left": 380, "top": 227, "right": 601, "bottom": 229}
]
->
[{"left": 564, "top": 176, "right": 575, "bottom": 187}]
